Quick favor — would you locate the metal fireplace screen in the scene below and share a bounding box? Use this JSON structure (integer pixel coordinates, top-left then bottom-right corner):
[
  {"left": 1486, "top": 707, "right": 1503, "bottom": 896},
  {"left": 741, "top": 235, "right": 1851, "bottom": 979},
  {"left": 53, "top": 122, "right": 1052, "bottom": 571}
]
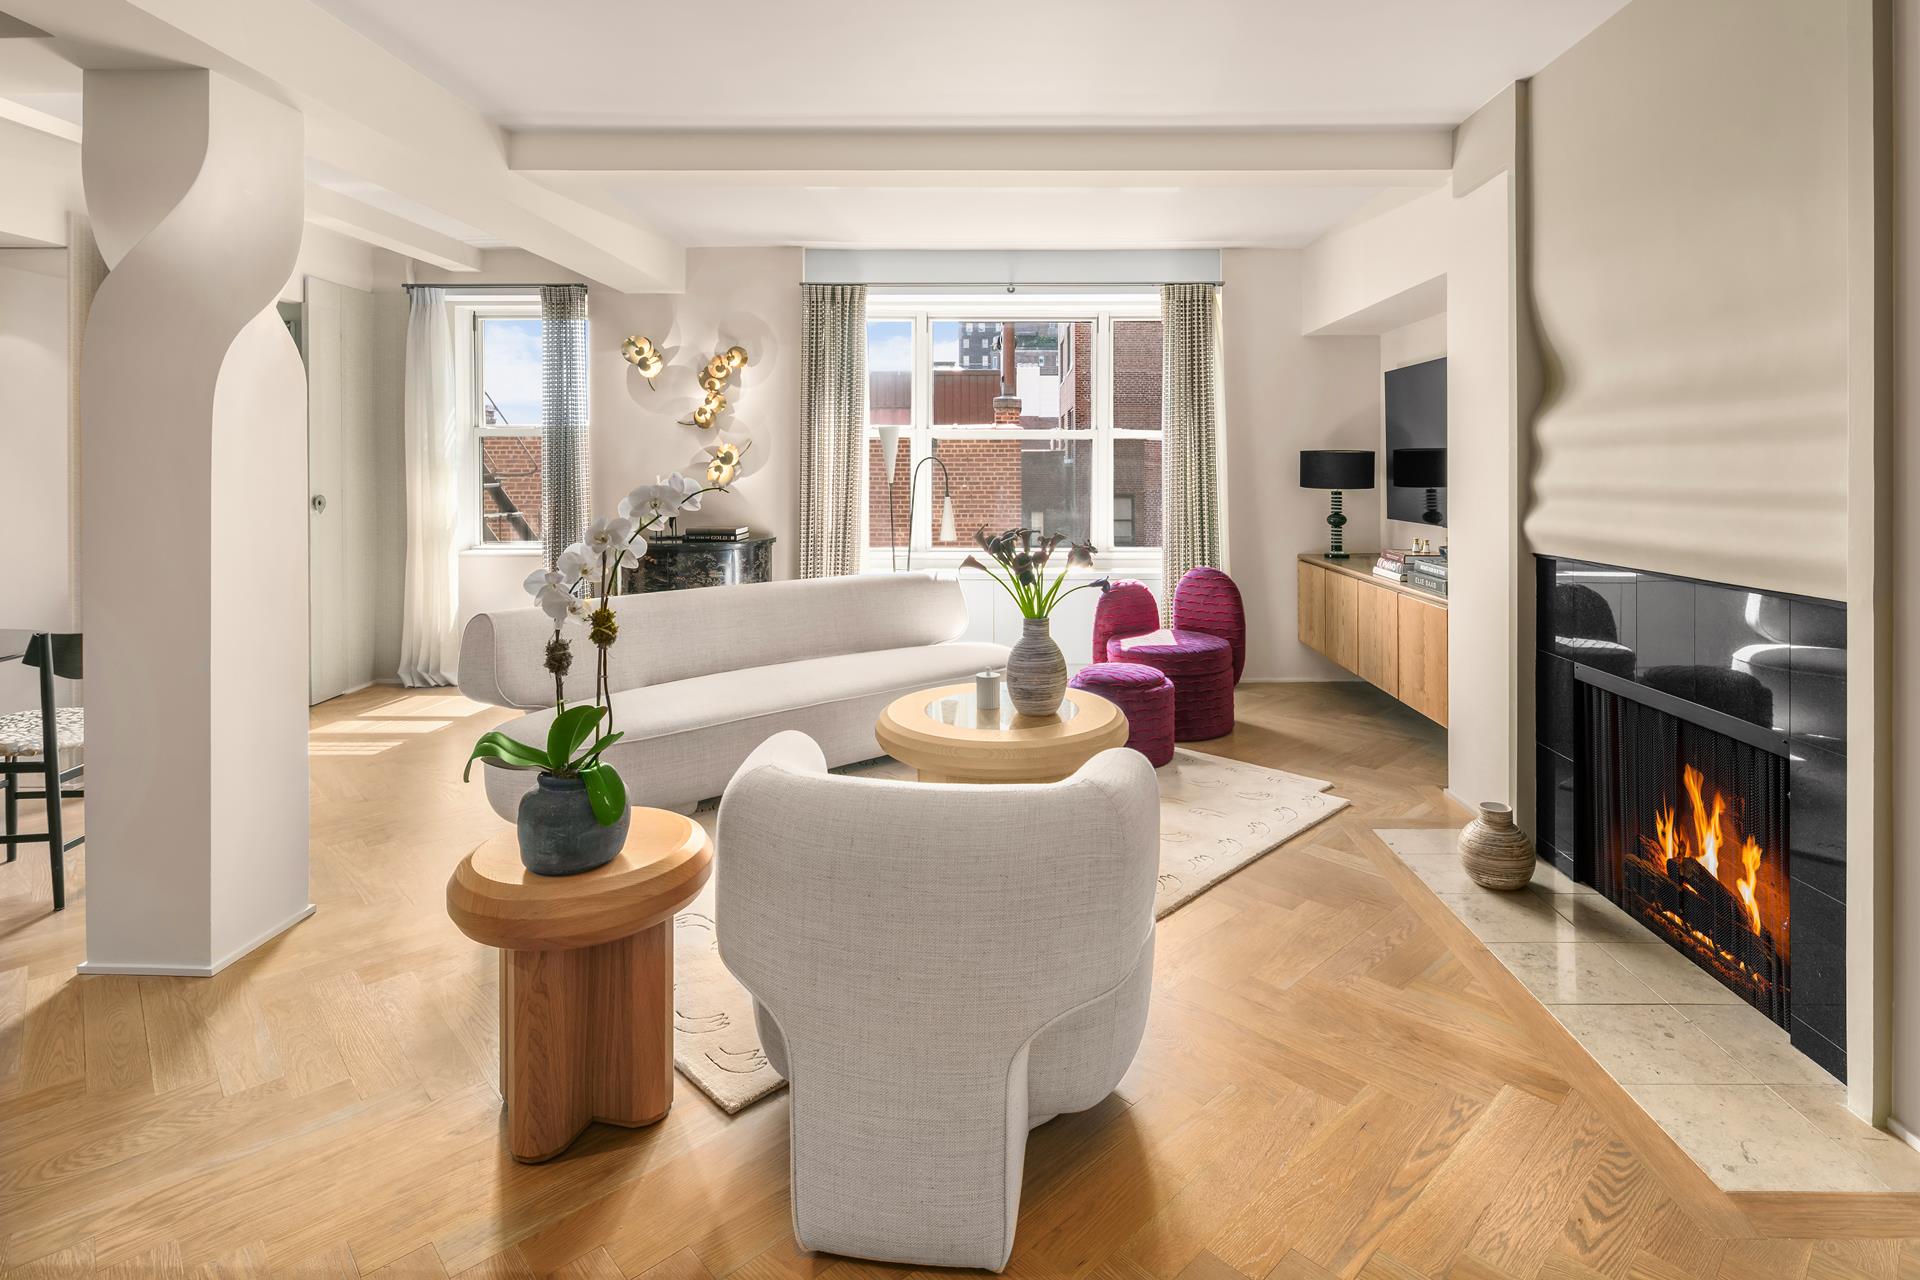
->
[{"left": 1579, "top": 676, "right": 1791, "bottom": 1027}]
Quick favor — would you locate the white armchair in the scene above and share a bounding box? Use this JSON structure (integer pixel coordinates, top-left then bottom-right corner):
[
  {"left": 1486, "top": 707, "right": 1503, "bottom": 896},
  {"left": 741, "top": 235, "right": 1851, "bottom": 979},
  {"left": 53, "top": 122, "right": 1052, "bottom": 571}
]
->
[{"left": 715, "top": 731, "right": 1159, "bottom": 1272}]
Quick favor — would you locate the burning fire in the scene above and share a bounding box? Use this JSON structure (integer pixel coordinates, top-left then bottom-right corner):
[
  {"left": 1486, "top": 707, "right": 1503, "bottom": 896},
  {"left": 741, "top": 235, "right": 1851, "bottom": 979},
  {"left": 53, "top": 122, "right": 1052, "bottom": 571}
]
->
[{"left": 1641, "top": 764, "right": 1766, "bottom": 935}]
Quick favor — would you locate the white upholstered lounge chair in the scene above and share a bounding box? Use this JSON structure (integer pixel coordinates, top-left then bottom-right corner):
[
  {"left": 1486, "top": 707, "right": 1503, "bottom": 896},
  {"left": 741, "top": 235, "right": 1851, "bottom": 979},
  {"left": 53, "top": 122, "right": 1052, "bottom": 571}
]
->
[{"left": 715, "top": 731, "right": 1159, "bottom": 1272}]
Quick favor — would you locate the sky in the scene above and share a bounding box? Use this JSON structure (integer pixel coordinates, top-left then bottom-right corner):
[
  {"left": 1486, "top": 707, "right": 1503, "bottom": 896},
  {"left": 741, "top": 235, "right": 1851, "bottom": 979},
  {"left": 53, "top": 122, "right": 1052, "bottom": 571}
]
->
[
  {"left": 868, "top": 319, "right": 913, "bottom": 374},
  {"left": 482, "top": 317, "right": 542, "bottom": 425}
]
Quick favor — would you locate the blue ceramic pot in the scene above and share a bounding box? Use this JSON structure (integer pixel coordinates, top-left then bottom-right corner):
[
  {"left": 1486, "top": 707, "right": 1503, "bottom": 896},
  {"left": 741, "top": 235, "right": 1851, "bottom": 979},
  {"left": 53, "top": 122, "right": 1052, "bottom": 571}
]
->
[{"left": 516, "top": 774, "right": 629, "bottom": 876}]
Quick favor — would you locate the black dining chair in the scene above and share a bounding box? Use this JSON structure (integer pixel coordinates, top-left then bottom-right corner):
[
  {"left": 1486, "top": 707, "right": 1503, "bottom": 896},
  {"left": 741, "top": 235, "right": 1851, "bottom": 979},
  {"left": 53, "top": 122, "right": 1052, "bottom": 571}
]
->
[{"left": 1, "top": 631, "right": 85, "bottom": 911}]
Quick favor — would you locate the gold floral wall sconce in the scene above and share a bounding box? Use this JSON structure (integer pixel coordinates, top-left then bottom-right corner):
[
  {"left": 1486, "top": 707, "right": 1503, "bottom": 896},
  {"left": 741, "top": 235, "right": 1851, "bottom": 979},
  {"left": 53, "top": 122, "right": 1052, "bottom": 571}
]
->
[
  {"left": 621, "top": 335, "right": 664, "bottom": 385},
  {"left": 682, "top": 344, "right": 749, "bottom": 429},
  {"left": 701, "top": 434, "right": 753, "bottom": 487}
]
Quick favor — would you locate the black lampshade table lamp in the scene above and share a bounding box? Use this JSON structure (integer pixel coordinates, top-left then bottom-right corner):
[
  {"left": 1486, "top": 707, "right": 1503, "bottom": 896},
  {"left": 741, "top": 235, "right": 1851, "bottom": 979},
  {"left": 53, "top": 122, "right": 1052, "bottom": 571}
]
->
[
  {"left": 1390, "top": 447, "right": 1447, "bottom": 526},
  {"left": 1299, "top": 449, "right": 1376, "bottom": 559}
]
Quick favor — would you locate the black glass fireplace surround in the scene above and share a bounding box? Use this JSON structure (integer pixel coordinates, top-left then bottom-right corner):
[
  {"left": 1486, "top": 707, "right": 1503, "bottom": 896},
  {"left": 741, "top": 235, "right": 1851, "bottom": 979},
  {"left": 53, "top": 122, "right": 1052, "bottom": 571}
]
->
[{"left": 1535, "top": 556, "right": 1846, "bottom": 1081}]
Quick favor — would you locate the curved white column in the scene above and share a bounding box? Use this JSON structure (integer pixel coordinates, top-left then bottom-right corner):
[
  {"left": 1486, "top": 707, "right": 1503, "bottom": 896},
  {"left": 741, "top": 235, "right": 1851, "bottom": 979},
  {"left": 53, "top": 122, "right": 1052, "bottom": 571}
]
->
[{"left": 78, "top": 69, "right": 312, "bottom": 974}]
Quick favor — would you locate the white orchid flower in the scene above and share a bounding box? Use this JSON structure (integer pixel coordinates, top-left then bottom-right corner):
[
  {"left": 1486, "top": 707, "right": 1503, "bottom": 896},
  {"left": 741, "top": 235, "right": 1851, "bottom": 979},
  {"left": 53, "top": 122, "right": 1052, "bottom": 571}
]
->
[
  {"left": 536, "top": 584, "right": 576, "bottom": 625},
  {"left": 557, "top": 543, "right": 594, "bottom": 584},
  {"left": 585, "top": 516, "right": 636, "bottom": 559},
  {"left": 522, "top": 566, "right": 565, "bottom": 598},
  {"left": 665, "top": 471, "right": 705, "bottom": 513},
  {"left": 565, "top": 595, "right": 593, "bottom": 624},
  {"left": 620, "top": 483, "right": 674, "bottom": 526},
  {"left": 598, "top": 542, "right": 642, "bottom": 575}
]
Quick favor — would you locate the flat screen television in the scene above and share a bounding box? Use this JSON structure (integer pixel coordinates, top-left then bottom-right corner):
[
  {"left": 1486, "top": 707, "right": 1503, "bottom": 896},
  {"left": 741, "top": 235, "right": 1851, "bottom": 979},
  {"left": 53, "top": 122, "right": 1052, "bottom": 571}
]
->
[{"left": 1385, "top": 356, "right": 1447, "bottom": 528}]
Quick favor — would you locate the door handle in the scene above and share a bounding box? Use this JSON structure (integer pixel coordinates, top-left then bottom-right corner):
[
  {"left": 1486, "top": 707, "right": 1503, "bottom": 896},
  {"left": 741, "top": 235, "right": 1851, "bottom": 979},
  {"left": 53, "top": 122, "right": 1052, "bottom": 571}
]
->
[{"left": 311, "top": 494, "right": 327, "bottom": 514}]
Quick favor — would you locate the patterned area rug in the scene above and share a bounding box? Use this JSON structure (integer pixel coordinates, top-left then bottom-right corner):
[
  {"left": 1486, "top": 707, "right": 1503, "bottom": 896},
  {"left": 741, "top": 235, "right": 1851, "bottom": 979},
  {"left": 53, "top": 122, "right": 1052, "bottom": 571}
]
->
[{"left": 672, "top": 748, "right": 1349, "bottom": 1114}]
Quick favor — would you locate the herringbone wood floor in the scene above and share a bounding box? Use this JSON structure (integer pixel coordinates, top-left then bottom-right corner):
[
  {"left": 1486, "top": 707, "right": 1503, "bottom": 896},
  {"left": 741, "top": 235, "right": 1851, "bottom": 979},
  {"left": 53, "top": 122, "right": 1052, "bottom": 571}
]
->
[{"left": 1, "top": 682, "right": 1916, "bottom": 1279}]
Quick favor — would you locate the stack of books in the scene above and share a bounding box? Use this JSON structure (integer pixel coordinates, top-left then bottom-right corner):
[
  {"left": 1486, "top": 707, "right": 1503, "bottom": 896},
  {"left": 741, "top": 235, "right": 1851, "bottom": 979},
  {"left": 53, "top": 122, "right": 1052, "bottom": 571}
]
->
[
  {"left": 1372, "top": 549, "right": 1411, "bottom": 583},
  {"left": 1407, "top": 554, "right": 1448, "bottom": 596},
  {"left": 683, "top": 525, "right": 751, "bottom": 542}
]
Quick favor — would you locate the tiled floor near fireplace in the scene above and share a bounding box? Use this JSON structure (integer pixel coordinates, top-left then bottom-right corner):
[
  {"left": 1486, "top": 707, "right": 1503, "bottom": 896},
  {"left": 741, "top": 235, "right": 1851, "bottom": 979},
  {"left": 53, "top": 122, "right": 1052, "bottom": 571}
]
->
[{"left": 1380, "top": 827, "right": 1920, "bottom": 1192}]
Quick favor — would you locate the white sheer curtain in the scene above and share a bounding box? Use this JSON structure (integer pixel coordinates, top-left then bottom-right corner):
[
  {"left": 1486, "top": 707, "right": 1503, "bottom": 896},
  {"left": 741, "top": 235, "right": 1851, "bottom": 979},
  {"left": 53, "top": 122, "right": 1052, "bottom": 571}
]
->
[{"left": 398, "top": 287, "right": 462, "bottom": 686}]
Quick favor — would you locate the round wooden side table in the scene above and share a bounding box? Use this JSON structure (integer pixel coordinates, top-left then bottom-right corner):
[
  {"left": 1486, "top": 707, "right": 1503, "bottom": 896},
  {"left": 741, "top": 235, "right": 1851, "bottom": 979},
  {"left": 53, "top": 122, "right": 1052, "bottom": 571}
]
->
[
  {"left": 446, "top": 810, "right": 712, "bottom": 1162},
  {"left": 874, "top": 683, "right": 1130, "bottom": 784}
]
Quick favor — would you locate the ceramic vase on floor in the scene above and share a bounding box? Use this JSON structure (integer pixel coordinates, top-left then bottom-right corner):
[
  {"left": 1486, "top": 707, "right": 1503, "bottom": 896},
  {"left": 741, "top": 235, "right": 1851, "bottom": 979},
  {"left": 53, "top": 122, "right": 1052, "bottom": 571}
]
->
[
  {"left": 1006, "top": 617, "right": 1068, "bottom": 717},
  {"left": 1459, "top": 801, "right": 1534, "bottom": 890}
]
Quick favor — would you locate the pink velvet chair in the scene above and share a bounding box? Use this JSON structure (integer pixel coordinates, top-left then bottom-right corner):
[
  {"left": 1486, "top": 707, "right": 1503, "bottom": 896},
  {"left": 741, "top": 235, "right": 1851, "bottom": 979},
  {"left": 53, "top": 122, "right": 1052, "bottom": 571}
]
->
[
  {"left": 1173, "top": 567, "right": 1248, "bottom": 683},
  {"left": 1089, "top": 575, "right": 1242, "bottom": 741}
]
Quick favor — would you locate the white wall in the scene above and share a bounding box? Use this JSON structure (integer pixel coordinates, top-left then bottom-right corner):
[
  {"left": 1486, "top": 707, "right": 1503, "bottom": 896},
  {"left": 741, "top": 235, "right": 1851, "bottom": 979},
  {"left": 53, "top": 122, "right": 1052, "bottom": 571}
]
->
[
  {"left": 0, "top": 118, "right": 82, "bottom": 248},
  {"left": 281, "top": 223, "right": 377, "bottom": 302},
  {"left": 1302, "top": 189, "right": 1449, "bottom": 337},
  {"left": 1221, "top": 248, "right": 1382, "bottom": 682},
  {"left": 1881, "top": 0, "right": 1915, "bottom": 1141},
  {"left": 1381, "top": 312, "right": 1448, "bottom": 550},
  {"left": 1290, "top": 91, "right": 1528, "bottom": 811},
  {"left": 1525, "top": 0, "right": 1851, "bottom": 601},
  {"left": 590, "top": 248, "right": 802, "bottom": 578},
  {"left": 1445, "top": 171, "right": 1524, "bottom": 812},
  {"left": 0, "top": 249, "right": 71, "bottom": 713},
  {"left": 406, "top": 247, "right": 805, "bottom": 646}
]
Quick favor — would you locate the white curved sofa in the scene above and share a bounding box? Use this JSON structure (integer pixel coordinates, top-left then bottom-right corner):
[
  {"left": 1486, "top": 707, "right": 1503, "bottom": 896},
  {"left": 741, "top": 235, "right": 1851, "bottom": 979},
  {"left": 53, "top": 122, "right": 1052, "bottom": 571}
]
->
[
  {"left": 457, "top": 573, "right": 1008, "bottom": 817},
  {"left": 717, "top": 731, "right": 1159, "bottom": 1271}
]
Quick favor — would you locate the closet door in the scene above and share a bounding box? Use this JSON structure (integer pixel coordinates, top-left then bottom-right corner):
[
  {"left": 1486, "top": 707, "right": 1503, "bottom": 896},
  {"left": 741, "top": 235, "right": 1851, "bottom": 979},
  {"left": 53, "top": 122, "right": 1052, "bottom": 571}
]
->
[
  {"left": 305, "top": 280, "right": 348, "bottom": 704},
  {"left": 304, "top": 277, "right": 378, "bottom": 705}
]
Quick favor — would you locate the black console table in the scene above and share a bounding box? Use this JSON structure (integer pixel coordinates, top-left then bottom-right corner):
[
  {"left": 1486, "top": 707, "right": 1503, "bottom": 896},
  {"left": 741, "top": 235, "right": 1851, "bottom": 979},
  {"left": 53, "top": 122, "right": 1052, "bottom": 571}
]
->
[{"left": 622, "top": 534, "right": 776, "bottom": 593}]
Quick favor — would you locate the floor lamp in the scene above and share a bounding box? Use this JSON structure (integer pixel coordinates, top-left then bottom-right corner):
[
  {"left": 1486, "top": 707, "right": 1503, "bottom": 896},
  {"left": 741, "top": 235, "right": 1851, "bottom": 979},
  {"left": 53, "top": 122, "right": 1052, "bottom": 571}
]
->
[{"left": 878, "top": 425, "right": 957, "bottom": 571}]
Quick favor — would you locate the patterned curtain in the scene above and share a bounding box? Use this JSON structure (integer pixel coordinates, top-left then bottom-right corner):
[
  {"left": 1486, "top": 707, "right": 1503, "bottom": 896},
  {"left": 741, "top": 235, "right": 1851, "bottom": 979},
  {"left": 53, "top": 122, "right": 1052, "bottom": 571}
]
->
[
  {"left": 540, "top": 284, "right": 591, "bottom": 569},
  {"left": 1160, "top": 282, "right": 1224, "bottom": 615},
  {"left": 799, "top": 283, "right": 867, "bottom": 577}
]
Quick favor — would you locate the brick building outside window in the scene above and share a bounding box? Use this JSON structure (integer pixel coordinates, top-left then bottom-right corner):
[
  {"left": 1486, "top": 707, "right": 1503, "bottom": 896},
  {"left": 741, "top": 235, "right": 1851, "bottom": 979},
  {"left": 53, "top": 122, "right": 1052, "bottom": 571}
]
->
[{"left": 864, "top": 294, "right": 1164, "bottom": 570}]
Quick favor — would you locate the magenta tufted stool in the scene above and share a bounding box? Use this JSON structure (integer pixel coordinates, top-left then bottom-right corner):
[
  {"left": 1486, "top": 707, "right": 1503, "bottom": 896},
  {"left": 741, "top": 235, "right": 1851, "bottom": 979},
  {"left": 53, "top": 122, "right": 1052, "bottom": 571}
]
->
[
  {"left": 1069, "top": 663, "right": 1175, "bottom": 767},
  {"left": 1091, "top": 581, "right": 1236, "bottom": 741}
]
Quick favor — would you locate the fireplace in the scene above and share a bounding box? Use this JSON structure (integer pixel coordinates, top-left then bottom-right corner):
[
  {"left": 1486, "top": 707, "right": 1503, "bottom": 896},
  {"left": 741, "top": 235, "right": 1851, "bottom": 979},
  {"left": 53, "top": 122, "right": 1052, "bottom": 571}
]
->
[
  {"left": 1577, "top": 666, "right": 1791, "bottom": 1026},
  {"left": 1534, "top": 556, "right": 1846, "bottom": 1080}
]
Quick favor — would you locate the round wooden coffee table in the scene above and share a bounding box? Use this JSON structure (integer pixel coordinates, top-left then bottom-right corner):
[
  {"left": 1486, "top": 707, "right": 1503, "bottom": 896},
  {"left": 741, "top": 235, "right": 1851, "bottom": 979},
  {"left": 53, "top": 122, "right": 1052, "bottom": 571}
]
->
[
  {"left": 874, "top": 683, "right": 1130, "bottom": 784},
  {"left": 446, "top": 810, "right": 712, "bottom": 1162}
]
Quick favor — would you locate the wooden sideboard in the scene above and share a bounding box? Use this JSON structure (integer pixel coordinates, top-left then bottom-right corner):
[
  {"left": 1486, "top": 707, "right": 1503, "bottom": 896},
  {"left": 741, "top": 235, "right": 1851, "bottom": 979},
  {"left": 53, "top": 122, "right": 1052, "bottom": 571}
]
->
[{"left": 1297, "top": 553, "right": 1448, "bottom": 726}]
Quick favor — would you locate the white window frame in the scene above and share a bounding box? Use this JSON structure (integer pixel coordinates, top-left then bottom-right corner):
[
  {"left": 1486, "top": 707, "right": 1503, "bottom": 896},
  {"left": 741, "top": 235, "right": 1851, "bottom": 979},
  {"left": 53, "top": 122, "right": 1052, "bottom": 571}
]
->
[
  {"left": 862, "top": 290, "right": 1164, "bottom": 578},
  {"left": 456, "top": 296, "right": 545, "bottom": 552}
]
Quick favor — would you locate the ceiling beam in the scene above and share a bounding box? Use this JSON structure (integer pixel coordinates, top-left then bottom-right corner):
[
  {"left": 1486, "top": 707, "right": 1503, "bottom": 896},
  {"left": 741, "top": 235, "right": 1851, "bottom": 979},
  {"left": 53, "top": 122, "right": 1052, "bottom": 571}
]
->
[
  {"left": 303, "top": 184, "right": 481, "bottom": 274},
  {"left": 508, "top": 127, "right": 1456, "bottom": 182},
  {"left": 2, "top": 0, "right": 686, "bottom": 292},
  {"left": 0, "top": 95, "right": 78, "bottom": 142}
]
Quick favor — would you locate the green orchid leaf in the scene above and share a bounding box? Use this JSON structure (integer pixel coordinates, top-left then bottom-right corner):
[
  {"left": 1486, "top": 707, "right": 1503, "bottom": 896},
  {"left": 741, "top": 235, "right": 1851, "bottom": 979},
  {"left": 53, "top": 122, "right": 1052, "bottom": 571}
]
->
[
  {"left": 545, "top": 704, "right": 605, "bottom": 774},
  {"left": 581, "top": 761, "right": 628, "bottom": 826},
  {"left": 462, "top": 733, "right": 550, "bottom": 781},
  {"left": 568, "top": 730, "right": 625, "bottom": 770}
]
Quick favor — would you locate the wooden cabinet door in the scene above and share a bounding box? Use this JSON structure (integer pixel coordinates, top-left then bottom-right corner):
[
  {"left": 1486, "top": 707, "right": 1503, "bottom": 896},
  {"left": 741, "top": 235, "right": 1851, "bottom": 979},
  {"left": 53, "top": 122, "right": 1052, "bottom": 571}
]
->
[
  {"left": 1296, "top": 561, "right": 1326, "bottom": 654},
  {"left": 1397, "top": 594, "right": 1448, "bottom": 726},
  {"left": 1325, "top": 572, "right": 1359, "bottom": 673},
  {"left": 1356, "top": 580, "right": 1400, "bottom": 697}
]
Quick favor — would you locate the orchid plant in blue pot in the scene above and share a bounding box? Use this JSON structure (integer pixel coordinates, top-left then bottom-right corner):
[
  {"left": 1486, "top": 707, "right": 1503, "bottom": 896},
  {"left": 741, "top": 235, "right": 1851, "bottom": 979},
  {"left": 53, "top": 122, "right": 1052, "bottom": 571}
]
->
[{"left": 463, "top": 471, "right": 724, "bottom": 874}]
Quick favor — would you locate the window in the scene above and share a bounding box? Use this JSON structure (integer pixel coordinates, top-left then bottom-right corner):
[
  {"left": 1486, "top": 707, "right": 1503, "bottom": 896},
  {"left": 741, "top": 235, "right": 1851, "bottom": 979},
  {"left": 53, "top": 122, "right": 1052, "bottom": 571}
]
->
[
  {"left": 864, "top": 298, "right": 1163, "bottom": 564},
  {"left": 472, "top": 310, "right": 544, "bottom": 546}
]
